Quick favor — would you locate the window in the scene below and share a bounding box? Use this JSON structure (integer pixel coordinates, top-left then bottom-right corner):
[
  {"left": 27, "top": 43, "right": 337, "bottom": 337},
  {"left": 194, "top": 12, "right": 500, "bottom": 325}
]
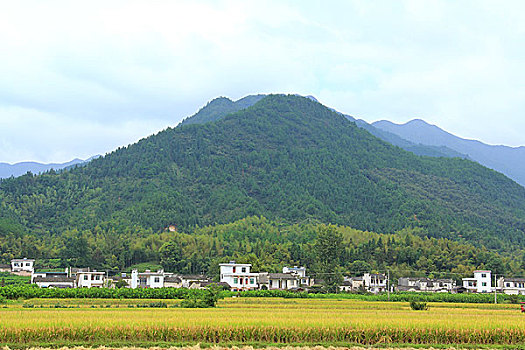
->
[
  {"left": 269, "top": 280, "right": 273, "bottom": 287},
  {"left": 482, "top": 282, "right": 487, "bottom": 287},
  {"left": 95, "top": 276, "right": 100, "bottom": 280},
  {"left": 234, "top": 278, "right": 238, "bottom": 284},
  {"left": 84, "top": 275, "right": 88, "bottom": 280},
  {"left": 242, "top": 267, "right": 246, "bottom": 273},
  {"left": 26, "top": 263, "right": 30, "bottom": 266},
  {"left": 233, "top": 267, "right": 236, "bottom": 273},
  {"left": 481, "top": 273, "right": 486, "bottom": 278},
  {"left": 250, "top": 278, "right": 254, "bottom": 284},
  {"left": 506, "top": 283, "right": 511, "bottom": 287},
  {"left": 154, "top": 277, "right": 160, "bottom": 283}
]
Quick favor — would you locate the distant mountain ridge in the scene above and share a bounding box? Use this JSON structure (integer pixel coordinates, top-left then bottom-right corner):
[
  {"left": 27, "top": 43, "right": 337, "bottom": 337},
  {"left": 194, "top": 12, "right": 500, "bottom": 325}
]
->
[
  {"left": 0, "top": 156, "right": 98, "bottom": 179},
  {"left": 373, "top": 119, "right": 525, "bottom": 187},
  {"left": 184, "top": 95, "right": 468, "bottom": 159}
]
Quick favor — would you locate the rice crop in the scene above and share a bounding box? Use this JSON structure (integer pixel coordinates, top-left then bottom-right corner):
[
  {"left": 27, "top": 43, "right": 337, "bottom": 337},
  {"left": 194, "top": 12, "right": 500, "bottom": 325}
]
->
[{"left": 1, "top": 298, "right": 525, "bottom": 346}]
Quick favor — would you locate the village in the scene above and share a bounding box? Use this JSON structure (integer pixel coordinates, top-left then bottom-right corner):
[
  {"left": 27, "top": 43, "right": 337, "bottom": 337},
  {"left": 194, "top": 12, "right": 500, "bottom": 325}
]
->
[{"left": 3, "top": 258, "right": 525, "bottom": 295}]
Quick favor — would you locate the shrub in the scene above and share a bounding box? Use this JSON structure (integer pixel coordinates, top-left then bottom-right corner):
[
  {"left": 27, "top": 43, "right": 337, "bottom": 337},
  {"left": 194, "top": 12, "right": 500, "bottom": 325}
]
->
[{"left": 410, "top": 301, "right": 429, "bottom": 310}]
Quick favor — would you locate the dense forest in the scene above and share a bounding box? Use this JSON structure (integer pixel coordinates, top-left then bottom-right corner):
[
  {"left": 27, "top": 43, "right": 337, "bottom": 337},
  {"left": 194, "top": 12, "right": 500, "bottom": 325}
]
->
[
  {"left": 1, "top": 216, "right": 523, "bottom": 281},
  {"left": 1, "top": 95, "right": 525, "bottom": 272}
]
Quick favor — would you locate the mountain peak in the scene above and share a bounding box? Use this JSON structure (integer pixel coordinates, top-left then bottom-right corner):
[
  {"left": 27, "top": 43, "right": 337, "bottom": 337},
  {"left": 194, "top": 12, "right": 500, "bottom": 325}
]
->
[{"left": 181, "top": 94, "right": 265, "bottom": 126}]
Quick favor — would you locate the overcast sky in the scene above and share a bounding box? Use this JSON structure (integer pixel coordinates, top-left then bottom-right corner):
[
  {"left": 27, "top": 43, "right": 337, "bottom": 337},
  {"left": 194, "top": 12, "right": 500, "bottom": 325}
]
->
[{"left": 1, "top": 0, "right": 525, "bottom": 163}]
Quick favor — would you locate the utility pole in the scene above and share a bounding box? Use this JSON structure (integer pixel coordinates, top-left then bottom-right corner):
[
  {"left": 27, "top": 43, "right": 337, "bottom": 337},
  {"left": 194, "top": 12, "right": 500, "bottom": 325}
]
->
[
  {"left": 387, "top": 270, "right": 390, "bottom": 301},
  {"left": 494, "top": 273, "right": 497, "bottom": 304}
]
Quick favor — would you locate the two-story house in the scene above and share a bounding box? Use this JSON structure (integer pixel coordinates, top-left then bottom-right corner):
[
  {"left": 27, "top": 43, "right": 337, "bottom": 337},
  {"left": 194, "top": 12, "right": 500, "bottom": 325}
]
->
[
  {"left": 76, "top": 269, "right": 106, "bottom": 288},
  {"left": 219, "top": 261, "right": 259, "bottom": 291},
  {"left": 130, "top": 269, "right": 165, "bottom": 288},
  {"left": 462, "top": 270, "right": 493, "bottom": 293},
  {"left": 283, "top": 266, "right": 311, "bottom": 286},
  {"left": 363, "top": 273, "right": 387, "bottom": 294}
]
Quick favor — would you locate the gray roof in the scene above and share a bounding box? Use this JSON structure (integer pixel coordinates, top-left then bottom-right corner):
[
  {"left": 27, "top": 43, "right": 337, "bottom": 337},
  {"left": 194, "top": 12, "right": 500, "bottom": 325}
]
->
[
  {"left": 34, "top": 276, "right": 75, "bottom": 283},
  {"left": 180, "top": 274, "right": 208, "bottom": 281},
  {"left": 502, "top": 278, "right": 525, "bottom": 283},
  {"left": 164, "top": 276, "right": 182, "bottom": 283},
  {"left": 268, "top": 273, "right": 297, "bottom": 280},
  {"left": 11, "top": 258, "right": 35, "bottom": 262},
  {"left": 200, "top": 281, "right": 230, "bottom": 288}
]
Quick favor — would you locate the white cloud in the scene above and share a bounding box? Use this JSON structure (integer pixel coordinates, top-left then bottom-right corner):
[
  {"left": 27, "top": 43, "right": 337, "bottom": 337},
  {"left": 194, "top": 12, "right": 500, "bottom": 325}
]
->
[{"left": 0, "top": 0, "right": 525, "bottom": 162}]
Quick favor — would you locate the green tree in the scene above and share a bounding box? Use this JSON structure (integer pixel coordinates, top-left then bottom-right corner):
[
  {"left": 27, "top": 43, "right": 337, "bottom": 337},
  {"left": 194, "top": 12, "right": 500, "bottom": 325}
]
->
[
  {"left": 160, "top": 241, "right": 183, "bottom": 272},
  {"left": 314, "top": 225, "right": 343, "bottom": 293}
]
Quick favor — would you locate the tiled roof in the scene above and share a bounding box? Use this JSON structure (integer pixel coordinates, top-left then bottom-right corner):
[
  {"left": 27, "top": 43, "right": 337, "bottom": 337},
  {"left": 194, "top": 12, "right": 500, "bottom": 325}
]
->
[
  {"left": 268, "top": 273, "right": 297, "bottom": 280},
  {"left": 34, "top": 276, "right": 75, "bottom": 283}
]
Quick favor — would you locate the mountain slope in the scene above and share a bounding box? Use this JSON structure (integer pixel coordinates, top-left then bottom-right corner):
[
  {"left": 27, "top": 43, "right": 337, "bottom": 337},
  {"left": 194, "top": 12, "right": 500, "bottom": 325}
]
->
[
  {"left": 373, "top": 119, "right": 525, "bottom": 187},
  {"left": 184, "top": 95, "right": 467, "bottom": 160},
  {"left": 1, "top": 95, "right": 525, "bottom": 252}
]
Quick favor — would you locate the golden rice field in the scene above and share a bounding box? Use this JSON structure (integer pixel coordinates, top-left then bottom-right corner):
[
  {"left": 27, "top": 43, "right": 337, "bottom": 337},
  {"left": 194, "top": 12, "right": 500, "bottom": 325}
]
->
[{"left": 1, "top": 298, "right": 525, "bottom": 347}]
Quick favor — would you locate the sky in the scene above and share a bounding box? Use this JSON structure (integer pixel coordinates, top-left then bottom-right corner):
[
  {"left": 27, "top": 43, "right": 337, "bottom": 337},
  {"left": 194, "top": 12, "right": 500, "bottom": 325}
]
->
[{"left": 1, "top": 0, "right": 525, "bottom": 164}]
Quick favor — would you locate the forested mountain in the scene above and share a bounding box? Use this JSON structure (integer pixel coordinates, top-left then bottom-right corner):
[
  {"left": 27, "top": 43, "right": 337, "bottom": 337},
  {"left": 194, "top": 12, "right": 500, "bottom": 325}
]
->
[
  {"left": 1, "top": 94, "right": 525, "bottom": 263},
  {"left": 374, "top": 119, "right": 525, "bottom": 187},
  {"left": 184, "top": 95, "right": 466, "bottom": 159}
]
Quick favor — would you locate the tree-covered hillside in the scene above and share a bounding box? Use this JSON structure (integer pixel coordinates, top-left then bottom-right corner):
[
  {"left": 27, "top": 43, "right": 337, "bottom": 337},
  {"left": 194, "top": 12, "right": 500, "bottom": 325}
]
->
[
  {"left": 1, "top": 95, "right": 525, "bottom": 258},
  {"left": 1, "top": 216, "right": 522, "bottom": 280}
]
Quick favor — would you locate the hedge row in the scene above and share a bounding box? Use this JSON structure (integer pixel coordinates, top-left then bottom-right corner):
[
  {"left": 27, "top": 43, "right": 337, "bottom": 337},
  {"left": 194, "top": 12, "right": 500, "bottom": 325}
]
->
[{"left": 1, "top": 285, "right": 522, "bottom": 303}]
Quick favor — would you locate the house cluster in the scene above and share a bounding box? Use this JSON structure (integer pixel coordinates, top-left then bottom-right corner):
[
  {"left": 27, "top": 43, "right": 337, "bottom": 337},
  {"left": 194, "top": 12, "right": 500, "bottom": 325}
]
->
[
  {"left": 395, "top": 270, "right": 525, "bottom": 295},
  {"left": 31, "top": 267, "right": 226, "bottom": 289},
  {"left": 397, "top": 277, "right": 456, "bottom": 293},
  {"left": 462, "top": 270, "right": 525, "bottom": 295},
  {"left": 8, "top": 258, "right": 525, "bottom": 295},
  {"left": 219, "top": 262, "right": 313, "bottom": 291},
  {"left": 339, "top": 273, "right": 388, "bottom": 293}
]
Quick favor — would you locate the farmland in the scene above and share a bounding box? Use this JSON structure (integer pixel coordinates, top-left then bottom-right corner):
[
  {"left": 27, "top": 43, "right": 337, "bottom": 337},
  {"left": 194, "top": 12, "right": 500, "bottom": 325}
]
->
[{"left": 2, "top": 298, "right": 525, "bottom": 348}]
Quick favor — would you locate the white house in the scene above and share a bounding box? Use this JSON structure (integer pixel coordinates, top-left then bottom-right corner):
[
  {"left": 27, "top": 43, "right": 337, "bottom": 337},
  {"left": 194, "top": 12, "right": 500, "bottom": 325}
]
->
[
  {"left": 76, "top": 270, "right": 106, "bottom": 288},
  {"left": 31, "top": 269, "right": 75, "bottom": 288},
  {"left": 283, "top": 266, "right": 311, "bottom": 286},
  {"left": 462, "top": 270, "right": 493, "bottom": 293},
  {"left": 11, "top": 258, "right": 35, "bottom": 274},
  {"left": 497, "top": 277, "right": 525, "bottom": 295},
  {"left": 363, "top": 273, "right": 387, "bottom": 294},
  {"left": 344, "top": 276, "right": 366, "bottom": 292},
  {"left": 179, "top": 275, "right": 210, "bottom": 288},
  {"left": 130, "top": 269, "right": 165, "bottom": 288},
  {"left": 219, "top": 261, "right": 259, "bottom": 291},
  {"left": 259, "top": 272, "right": 300, "bottom": 290},
  {"left": 398, "top": 277, "right": 456, "bottom": 292}
]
